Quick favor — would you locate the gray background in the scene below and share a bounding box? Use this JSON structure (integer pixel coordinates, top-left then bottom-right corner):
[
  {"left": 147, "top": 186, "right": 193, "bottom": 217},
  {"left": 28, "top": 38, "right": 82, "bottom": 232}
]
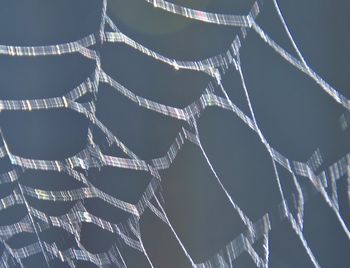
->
[{"left": 0, "top": 0, "right": 349, "bottom": 267}]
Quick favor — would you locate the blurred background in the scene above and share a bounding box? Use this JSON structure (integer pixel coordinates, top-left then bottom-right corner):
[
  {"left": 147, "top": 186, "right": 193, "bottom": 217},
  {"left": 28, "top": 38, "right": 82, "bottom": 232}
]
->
[{"left": 0, "top": 0, "right": 349, "bottom": 267}]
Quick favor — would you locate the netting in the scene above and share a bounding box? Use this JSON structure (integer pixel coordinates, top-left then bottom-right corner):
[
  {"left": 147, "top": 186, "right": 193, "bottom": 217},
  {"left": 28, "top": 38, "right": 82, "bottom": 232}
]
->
[{"left": 0, "top": 0, "right": 349, "bottom": 267}]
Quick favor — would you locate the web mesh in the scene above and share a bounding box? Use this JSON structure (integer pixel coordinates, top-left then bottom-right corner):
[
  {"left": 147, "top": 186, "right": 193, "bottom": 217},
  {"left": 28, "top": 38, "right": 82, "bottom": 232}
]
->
[{"left": 0, "top": 0, "right": 349, "bottom": 267}]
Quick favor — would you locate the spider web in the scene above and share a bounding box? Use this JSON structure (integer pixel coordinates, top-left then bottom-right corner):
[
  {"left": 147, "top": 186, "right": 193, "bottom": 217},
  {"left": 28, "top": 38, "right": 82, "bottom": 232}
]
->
[{"left": 0, "top": 0, "right": 349, "bottom": 267}]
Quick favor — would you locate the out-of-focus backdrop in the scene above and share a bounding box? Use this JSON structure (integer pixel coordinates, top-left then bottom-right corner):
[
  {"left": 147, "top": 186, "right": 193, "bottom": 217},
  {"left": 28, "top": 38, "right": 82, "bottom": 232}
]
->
[{"left": 0, "top": 0, "right": 349, "bottom": 267}]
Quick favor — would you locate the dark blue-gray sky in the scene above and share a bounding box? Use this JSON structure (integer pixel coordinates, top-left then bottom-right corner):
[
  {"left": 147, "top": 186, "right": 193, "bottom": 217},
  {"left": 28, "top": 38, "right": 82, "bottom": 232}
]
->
[{"left": 0, "top": 0, "right": 349, "bottom": 267}]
